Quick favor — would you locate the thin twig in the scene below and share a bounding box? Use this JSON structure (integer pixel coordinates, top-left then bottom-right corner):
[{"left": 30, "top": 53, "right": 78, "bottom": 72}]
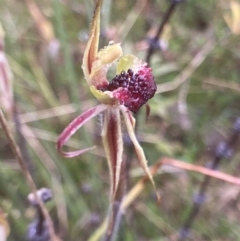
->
[
  {"left": 0, "top": 109, "right": 59, "bottom": 241},
  {"left": 203, "top": 78, "right": 240, "bottom": 92},
  {"left": 145, "top": 1, "right": 180, "bottom": 64},
  {"left": 160, "top": 158, "right": 240, "bottom": 186},
  {"left": 21, "top": 123, "right": 68, "bottom": 236},
  {"left": 13, "top": 106, "right": 34, "bottom": 176}
]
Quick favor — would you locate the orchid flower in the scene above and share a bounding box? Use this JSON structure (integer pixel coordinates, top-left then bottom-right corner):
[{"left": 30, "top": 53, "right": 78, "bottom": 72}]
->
[{"left": 57, "top": 0, "right": 157, "bottom": 201}]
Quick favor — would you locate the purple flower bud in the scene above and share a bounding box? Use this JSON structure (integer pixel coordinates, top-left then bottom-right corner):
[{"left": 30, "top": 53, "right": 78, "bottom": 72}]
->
[
  {"left": 215, "top": 142, "right": 233, "bottom": 159},
  {"left": 28, "top": 188, "right": 53, "bottom": 206},
  {"left": 27, "top": 220, "right": 50, "bottom": 241},
  {"left": 234, "top": 117, "right": 240, "bottom": 133},
  {"left": 193, "top": 193, "right": 207, "bottom": 205},
  {"left": 178, "top": 228, "right": 190, "bottom": 239}
]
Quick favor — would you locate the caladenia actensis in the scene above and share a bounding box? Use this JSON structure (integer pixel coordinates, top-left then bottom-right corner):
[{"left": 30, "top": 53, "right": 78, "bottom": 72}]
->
[{"left": 56, "top": 0, "right": 158, "bottom": 238}]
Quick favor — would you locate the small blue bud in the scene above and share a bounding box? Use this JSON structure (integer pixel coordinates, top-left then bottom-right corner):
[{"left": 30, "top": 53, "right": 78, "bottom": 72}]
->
[{"left": 234, "top": 117, "right": 240, "bottom": 133}]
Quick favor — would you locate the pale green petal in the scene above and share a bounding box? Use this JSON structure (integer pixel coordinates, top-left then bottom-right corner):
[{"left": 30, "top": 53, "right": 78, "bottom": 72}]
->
[
  {"left": 90, "top": 86, "right": 115, "bottom": 104},
  {"left": 116, "top": 54, "right": 137, "bottom": 74},
  {"left": 97, "top": 43, "right": 122, "bottom": 66}
]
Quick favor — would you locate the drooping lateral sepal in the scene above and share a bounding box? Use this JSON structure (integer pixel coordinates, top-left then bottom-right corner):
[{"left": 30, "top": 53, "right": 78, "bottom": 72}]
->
[
  {"left": 57, "top": 104, "right": 107, "bottom": 158},
  {"left": 120, "top": 105, "right": 160, "bottom": 201},
  {"left": 102, "top": 107, "right": 124, "bottom": 201}
]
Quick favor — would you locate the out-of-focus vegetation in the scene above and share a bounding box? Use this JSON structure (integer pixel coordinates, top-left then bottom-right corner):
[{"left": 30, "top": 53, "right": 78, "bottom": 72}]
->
[{"left": 1, "top": 0, "right": 240, "bottom": 240}]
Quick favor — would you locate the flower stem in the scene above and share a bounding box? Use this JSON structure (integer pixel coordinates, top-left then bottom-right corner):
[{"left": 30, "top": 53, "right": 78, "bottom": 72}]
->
[
  {"left": 103, "top": 196, "right": 124, "bottom": 241},
  {"left": 102, "top": 162, "right": 126, "bottom": 241},
  {"left": 104, "top": 202, "right": 125, "bottom": 241}
]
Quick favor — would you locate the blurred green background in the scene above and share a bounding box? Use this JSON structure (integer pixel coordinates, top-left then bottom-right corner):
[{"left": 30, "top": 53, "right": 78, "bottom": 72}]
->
[{"left": 1, "top": 0, "right": 240, "bottom": 240}]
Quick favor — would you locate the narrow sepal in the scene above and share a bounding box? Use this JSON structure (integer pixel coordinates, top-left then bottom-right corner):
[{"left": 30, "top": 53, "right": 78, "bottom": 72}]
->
[
  {"left": 102, "top": 107, "right": 123, "bottom": 201},
  {"left": 57, "top": 104, "right": 107, "bottom": 158},
  {"left": 82, "top": 0, "right": 103, "bottom": 82},
  {"left": 120, "top": 106, "right": 159, "bottom": 199}
]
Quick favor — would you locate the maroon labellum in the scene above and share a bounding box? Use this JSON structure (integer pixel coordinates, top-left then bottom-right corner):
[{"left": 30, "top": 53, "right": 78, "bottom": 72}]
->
[{"left": 101, "top": 68, "right": 156, "bottom": 113}]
